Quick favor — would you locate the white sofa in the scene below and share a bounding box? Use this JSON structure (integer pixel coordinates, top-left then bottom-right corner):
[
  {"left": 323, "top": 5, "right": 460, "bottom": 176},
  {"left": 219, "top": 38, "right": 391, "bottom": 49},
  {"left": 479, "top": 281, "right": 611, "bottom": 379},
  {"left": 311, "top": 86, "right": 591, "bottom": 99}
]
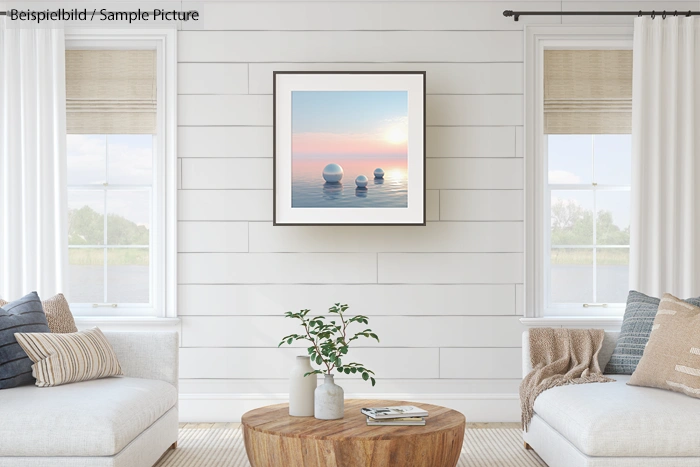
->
[
  {"left": 0, "top": 331, "right": 179, "bottom": 467},
  {"left": 522, "top": 331, "right": 700, "bottom": 467}
]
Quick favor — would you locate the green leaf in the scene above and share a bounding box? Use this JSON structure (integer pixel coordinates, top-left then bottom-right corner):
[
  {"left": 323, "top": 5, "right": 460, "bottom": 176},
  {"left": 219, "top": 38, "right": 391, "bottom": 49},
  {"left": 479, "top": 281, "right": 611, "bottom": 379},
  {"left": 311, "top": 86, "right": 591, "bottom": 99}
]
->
[
  {"left": 287, "top": 338, "right": 293, "bottom": 345},
  {"left": 316, "top": 355, "right": 323, "bottom": 365},
  {"left": 362, "top": 372, "right": 369, "bottom": 381},
  {"left": 335, "top": 357, "right": 342, "bottom": 367},
  {"left": 370, "top": 377, "right": 376, "bottom": 386},
  {"left": 344, "top": 367, "right": 351, "bottom": 374}
]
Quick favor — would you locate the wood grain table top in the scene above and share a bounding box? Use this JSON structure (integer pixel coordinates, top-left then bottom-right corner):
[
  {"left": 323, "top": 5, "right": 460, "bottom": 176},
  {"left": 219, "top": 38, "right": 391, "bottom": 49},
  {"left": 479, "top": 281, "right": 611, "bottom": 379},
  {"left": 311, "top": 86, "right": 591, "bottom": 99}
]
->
[{"left": 241, "top": 399, "right": 466, "bottom": 441}]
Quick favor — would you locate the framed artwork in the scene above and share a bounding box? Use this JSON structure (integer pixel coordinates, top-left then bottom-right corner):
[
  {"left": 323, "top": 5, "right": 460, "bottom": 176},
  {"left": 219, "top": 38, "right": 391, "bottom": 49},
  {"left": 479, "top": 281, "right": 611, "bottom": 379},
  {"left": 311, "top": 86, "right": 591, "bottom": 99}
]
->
[{"left": 273, "top": 71, "right": 426, "bottom": 226}]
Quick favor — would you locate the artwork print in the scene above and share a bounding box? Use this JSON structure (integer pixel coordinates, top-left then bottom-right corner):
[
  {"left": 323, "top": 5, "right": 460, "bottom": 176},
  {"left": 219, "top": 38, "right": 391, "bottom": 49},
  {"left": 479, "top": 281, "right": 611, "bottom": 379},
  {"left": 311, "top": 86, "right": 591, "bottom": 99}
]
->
[
  {"left": 291, "top": 91, "right": 408, "bottom": 208},
  {"left": 274, "top": 72, "right": 425, "bottom": 225}
]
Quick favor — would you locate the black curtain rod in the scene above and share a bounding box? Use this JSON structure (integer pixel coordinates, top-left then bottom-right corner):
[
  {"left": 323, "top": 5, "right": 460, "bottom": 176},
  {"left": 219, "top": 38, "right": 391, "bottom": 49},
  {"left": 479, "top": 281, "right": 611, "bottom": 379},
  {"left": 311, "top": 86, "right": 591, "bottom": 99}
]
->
[{"left": 504, "top": 10, "right": 700, "bottom": 21}]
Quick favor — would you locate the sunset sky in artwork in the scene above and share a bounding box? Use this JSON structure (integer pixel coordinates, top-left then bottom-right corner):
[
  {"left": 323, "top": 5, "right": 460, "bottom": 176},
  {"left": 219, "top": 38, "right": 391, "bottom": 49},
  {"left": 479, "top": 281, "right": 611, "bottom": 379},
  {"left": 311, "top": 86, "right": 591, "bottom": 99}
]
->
[{"left": 291, "top": 91, "right": 408, "bottom": 159}]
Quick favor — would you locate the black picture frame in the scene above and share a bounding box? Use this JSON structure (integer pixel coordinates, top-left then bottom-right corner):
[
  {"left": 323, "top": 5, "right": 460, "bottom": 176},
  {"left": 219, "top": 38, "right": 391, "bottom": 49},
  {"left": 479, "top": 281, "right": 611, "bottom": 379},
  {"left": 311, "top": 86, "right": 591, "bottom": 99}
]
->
[{"left": 273, "top": 71, "right": 426, "bottom": 226}]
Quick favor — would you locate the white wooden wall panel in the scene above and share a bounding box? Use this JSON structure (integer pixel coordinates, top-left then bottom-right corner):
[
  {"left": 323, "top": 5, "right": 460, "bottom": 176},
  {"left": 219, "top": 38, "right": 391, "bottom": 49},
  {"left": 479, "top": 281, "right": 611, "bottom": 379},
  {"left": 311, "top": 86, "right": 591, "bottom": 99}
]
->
[
  {"left": 180, "top": 316, "right": 523, "bottom": 348},
  {"left": 440, "top": 190, "right": 524, "bottom": 221},
  {"left": 426, "top": 190, "right": 440, "bottom": 221},
  {"left": 427, "top": 127, "right": 516, "bottom": 158},
  {"left": 248, "top": 63, "right": 523, "bottom": 95},
  {"left": 178, "top": 284, "right": 516, "bottom": 316},
  {"left": 427, "top": 95, "right": 523, "bottom": 126},
  {"left": 180, "top": 347, "right": 440, "bottom": 379},
  {"left": 427, "top": 159, "right": 524, "bottom": 189},
  {"left": 178, "top": 31, "right": 524, "bottom": 63},
  {"left": 440, "top": 348, "right": 523, "bottom": 379},
  {"left": 178, "top": 63, "right": 248, "bottom": 94},
  {"left": 179, "top": 378, "right": 521, "bottom": 396},
  {"left": 182, "top": 2, "right": 559, "bottom": 31},
  {"left": 179, "top": 127, "right": 272, "bottom": 158},
  {"left": 178, "top": 222, "right": 249, "bottom": 253},
  {"left": 378, "top": 253, "right": 523, "bottom": 283},
  {"left": 166, "top": 0, "right": 573, "bottom": 423},
  {"left": 178, "top": 253, "right": 378, "bottom": 284},
  {"left": 182, "top": 159, "right": 273, "bottom": 189},
  {"left": 178, "top": 95, "right": 272, "bottom": 126},
  {"left": 248, "top": 221, "right": 523, "bottom": 253},
  {"left": 178, "top": 190, "right": 271, "bottom": 221}
]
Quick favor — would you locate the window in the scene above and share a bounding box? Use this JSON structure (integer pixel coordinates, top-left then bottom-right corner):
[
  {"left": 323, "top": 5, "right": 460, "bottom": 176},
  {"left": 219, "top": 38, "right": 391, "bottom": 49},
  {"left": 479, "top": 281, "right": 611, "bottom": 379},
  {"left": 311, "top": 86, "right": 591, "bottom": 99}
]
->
[
  {"left": 67, "top": 134, "right": 154, "bottom": 308},
  {"left": 546, "top": 134, "right": 631, "bottom": 312},
  {"left": 523, "top": 27, "right": 634, "bottom": 319},
  {"left": 64, "top": 30, "right": 177, "bottom": 318}
]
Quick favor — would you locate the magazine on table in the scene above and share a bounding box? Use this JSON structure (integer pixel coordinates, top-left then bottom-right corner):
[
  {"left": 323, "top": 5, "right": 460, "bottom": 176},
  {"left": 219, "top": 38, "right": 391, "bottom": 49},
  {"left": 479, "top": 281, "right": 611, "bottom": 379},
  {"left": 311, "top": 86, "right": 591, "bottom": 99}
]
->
[
  {"left": 361, "top": 405, "right": 428, "bottom": 420},
  {"left": 366, "top": 417, "right": 426, "bottom": 426}
]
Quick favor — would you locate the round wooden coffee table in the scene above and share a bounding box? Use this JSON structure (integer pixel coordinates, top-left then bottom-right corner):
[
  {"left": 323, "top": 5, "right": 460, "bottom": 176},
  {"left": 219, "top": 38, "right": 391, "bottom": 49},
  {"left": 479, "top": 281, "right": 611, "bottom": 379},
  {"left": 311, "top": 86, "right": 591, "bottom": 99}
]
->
[{"left": 241, "top": 399, "right": 465, "bottom": 467}]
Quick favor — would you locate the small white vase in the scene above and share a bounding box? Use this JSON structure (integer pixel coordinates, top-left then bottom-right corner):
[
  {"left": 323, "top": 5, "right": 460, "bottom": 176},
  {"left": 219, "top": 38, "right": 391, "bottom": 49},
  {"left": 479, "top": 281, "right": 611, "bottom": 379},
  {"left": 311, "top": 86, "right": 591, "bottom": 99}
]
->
[
  {"left": 289, "top": 356, "right": 316, "bottom": 417},
  {"left": 314, "top": 374, "right": 344, "bottom": 420}
]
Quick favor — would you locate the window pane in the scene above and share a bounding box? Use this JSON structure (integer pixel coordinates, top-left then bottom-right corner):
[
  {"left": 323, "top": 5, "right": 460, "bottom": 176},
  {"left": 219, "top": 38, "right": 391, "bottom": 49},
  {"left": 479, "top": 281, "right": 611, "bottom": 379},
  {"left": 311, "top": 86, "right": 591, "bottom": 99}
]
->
[
  {"left": 67, "top": 135, "right": 106, "bottom": 185},
  {"left": 597, "top": 248, "right": 630, "bottom": 303},
  {"left": 597, "top": 191, "right": 630, "bottom": 245},
  {"left": 107, "top": 248, "right": 149, "bottom": 304},
  {"left": 551, "top": 190, "right": 593, "bottom": 245},
  {"left": 108, "top": 135, "right": 153, "bottom": 185},
  {"left": 551, "top": 248, "right": 593, "bottom": 303},
  {"left": 548, "top": 135, "right": 592, "bottom": 184},
  {"left": 68, "top": 248, "right": 104, "bottom": 303},
  {"left": 106, "top": 191, "right": 150, "bottom": 245},
  {"left": 68, "top": 191, "right": 104, "bottom": 245},
  {"left": 594, "top": 135, "right": 631, "bottom": 185}
]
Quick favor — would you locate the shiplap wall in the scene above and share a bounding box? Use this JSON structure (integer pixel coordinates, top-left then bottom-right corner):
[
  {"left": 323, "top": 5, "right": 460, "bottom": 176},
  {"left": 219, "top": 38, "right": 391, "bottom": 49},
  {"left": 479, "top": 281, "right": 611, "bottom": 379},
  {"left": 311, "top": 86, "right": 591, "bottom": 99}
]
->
[
  {"left": 173, "top": 0, "right": 540, "bottom": 423},
  {"left": 174, "top": 0, "right": 698, "bottom": 422}
]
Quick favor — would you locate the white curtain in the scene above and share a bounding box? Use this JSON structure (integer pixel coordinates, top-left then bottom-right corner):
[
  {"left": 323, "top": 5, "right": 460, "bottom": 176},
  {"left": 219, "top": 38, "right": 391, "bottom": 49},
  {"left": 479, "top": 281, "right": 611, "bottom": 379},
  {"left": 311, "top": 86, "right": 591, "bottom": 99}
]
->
[
  {"left": 630, "top": 17, "right": 700, "bottom": 297},
  {"left": 0, "top": 20, "right": 68, "bottom": 300}
]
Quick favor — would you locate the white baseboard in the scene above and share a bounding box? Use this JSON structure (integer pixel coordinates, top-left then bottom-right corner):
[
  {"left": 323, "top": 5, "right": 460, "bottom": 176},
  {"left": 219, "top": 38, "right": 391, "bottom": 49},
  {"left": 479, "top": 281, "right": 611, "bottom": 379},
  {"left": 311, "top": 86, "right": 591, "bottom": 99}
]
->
[{"left": 178, "top": 392, "right": 520, "bottom": 423}]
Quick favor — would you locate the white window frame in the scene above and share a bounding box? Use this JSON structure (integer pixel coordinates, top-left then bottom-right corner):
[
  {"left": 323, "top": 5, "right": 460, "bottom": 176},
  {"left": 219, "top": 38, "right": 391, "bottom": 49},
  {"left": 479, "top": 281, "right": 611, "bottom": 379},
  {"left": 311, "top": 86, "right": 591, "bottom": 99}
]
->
[
  {"left": 523, "top": 25, "right": 632, "bottom": 323},
  {"left": 65, "top": 29, "right": 177, "bottom": 319}
]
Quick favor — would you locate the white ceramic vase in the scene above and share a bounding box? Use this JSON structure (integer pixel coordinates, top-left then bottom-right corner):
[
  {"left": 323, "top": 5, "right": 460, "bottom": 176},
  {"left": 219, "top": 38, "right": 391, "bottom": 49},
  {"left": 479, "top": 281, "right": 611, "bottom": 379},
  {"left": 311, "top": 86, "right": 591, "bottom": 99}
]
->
[
  {"left": 289, "top": 356, "right": 316, "bottom": 417},
  {"left": 314, "top": 374, "right": 344, "bottom": 420}
]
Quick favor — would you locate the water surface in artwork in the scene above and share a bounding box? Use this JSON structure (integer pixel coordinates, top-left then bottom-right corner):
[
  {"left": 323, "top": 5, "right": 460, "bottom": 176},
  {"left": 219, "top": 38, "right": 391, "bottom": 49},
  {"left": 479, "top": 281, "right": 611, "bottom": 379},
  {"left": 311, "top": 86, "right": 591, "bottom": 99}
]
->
[{"left": 291, "top": 90, "right": 409, "bottom": 208}]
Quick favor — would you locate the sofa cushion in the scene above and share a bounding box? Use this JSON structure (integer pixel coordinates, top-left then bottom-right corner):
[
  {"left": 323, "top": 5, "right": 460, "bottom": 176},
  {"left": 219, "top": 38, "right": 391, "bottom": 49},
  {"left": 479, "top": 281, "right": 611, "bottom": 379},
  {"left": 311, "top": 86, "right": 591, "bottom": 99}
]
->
[
  {"left": 0, "top": 292, "right": 51, "bottom": 389},
  {"left": 534, "top": 375, "right": 700, "bottom": 457},
  {"left": 16, "top": 327, "right": 123, "bottom": 387},
  {"left": 605, "top": 291, "right": 700, "bottom": 375},
  {"left": 0, "top": 377, "right": 177, "bottom": 456}
]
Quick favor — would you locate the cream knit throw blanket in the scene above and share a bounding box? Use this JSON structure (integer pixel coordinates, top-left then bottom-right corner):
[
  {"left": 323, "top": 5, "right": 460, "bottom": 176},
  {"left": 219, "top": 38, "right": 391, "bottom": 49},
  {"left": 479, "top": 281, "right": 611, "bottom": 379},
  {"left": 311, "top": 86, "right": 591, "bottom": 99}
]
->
[{"left": 520, "top": 328, "right": 614, "bottom": 431}]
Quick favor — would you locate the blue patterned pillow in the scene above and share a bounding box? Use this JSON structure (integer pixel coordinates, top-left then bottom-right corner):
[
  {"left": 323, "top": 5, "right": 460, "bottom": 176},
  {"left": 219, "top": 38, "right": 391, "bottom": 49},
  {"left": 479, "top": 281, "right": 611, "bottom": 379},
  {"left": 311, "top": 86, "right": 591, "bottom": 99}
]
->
[
  {"left": 0, "top": 292, "right": 50, "bottom": 389},
  {"left": 605, "top": 291, "right": 700, "bottom": 374}
]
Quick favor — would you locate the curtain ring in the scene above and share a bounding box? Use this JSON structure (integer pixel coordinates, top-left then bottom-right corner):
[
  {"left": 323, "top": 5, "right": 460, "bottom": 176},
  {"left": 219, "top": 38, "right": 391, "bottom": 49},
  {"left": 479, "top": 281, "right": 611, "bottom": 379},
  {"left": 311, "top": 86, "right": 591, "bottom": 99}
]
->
[
  {"left": 638, "top": 10, "right": 642, "bottom": 17},
  {"left": 662, "top": 11, "right": 667, "bottom": 19},
  {"left": 651, "top": 10, "right": 655, "bottom": 19},
  {"left": 674, "top": 10, "right": 678, "bottom": 17},
  {"left": 687, "top": 10, "right": 692, "bottom": 17}
]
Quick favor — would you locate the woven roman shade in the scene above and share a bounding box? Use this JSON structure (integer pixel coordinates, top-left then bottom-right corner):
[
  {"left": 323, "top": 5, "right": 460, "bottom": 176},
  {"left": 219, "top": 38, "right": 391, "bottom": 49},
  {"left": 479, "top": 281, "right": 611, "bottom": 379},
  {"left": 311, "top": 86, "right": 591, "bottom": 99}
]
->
[
  {"left": 66, "top": 50, "right": 156, "bottom": 134},
  {"left": 544, "top": 50, "right": 632, "bottom": 134}
]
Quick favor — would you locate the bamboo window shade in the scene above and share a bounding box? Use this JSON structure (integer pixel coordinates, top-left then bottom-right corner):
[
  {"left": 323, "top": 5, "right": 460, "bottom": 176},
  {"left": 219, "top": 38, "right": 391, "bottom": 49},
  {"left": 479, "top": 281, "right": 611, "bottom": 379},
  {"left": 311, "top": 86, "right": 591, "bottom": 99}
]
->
[
  {"left": 544, "top": 50, "right": 632, "bottom": 134},
  {"left": 66, "top": 50, "right": 156, "bottom": 134}
]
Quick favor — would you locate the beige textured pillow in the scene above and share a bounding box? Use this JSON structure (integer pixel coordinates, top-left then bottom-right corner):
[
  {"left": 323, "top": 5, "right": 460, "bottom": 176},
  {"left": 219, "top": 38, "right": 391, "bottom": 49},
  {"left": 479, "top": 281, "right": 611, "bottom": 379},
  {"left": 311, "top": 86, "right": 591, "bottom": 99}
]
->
[
  {"left": 14, "top": 327, "right": 123, "bottom": 387},
  {"left": 0, "top": 293, "right": 77, "bottom": 333},
  {"left": 628, "top": 293, "right": 700, "bottom": 398}
]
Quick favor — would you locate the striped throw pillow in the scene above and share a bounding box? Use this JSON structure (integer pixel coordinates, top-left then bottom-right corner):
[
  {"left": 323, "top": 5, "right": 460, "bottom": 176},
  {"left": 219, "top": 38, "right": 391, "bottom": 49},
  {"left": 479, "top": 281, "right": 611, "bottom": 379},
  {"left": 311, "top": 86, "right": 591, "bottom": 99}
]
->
[
  {"left": 1, "top": 294, "right": 77, "bottom": 334},
  {"left": 15, "top": 327, "right": 123, "bottom": 387},
  {"left": 629, "top": 294, "right": 700, "bottom": 399},
  {"left": 0, "top": 292, "right": 51, "bottom": 389}
]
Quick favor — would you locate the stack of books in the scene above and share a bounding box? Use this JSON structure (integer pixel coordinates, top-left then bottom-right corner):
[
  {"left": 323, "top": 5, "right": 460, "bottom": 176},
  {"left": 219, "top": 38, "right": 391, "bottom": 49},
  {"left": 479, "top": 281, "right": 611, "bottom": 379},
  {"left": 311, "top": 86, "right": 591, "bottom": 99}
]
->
[{"left": 361, "top": 405, "right": 428, "bottom": 426}]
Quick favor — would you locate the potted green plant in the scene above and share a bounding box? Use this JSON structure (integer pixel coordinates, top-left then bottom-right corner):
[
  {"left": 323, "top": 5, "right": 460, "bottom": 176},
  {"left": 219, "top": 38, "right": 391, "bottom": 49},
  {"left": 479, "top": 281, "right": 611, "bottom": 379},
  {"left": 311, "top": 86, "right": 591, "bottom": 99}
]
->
[{"left": 279, "top": 303, "right": 379, "bottom": 420}]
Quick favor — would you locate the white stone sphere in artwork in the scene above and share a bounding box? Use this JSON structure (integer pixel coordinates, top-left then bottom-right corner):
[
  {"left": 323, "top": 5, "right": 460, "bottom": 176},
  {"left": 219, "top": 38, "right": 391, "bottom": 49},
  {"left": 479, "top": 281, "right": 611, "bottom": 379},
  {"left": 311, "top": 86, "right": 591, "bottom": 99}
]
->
[
  {"left": 355, "top": 175, "right": 368, "bottom": 188},
  {"left": 322, "top": 163, "right": 344, "bottom": 183},
  {"left": 373, "top": 168, "right": 385, "bottom": 179}
]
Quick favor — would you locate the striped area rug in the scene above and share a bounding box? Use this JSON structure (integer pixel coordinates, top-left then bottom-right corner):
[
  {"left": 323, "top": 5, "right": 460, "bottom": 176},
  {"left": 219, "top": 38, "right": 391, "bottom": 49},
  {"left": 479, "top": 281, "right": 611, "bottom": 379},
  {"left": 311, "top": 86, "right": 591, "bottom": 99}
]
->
[{"left": 156, "top": 425, "right": 546, "bottom": 467}]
